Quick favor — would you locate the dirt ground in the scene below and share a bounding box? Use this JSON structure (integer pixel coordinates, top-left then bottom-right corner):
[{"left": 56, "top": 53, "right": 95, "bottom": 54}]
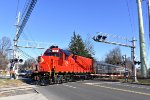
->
[{"left": 0, "top": 79, "right": 25, "bottom": 88}]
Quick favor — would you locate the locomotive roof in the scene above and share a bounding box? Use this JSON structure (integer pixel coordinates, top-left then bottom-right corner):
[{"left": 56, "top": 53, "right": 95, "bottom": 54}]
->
[{"left": 60, "top": 49, "right": 71, "bottom": 56}]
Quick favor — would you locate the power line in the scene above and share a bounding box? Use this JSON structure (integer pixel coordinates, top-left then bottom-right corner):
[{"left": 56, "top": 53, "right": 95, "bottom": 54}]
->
[
  {"left": 20, "top": 0, "right": 28, "bottom": 22},
  {"left": 18, "top": 48, "right": 34, "bottom": 59},
  {"left": 125, "top": 0, "right": 135, "bottom": 36},
  {"left": 147, "top": 0, "right": 150, "bottom": 66},
  {"left": 21, "top": 23, "right": 40, "bottom": 56},
  {"left": 15, "top": 0, "right": 20, "bottom": 19},
  {"left": 15, "top": 0, "right": 37, "bottom": 42},
  {"left": 144, "top": 0, "right": 149, "bottom": 62}
]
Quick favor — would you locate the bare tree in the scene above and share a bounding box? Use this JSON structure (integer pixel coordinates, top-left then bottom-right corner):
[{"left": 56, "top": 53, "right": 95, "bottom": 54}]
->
[
  {"left": 0, "top": 36, "right": 11, "bottom": 54},
  {"left": 84, "top": 34, "right": 95, "bottom": 57},
  {"left": 0, "top": 36, "right": 11, "bottom": 70},
  {"left": 0, "top": 53, "right": 8, "bottom": 70},
  {"left": 22, "top": 58, "right": 36, "bottom": 70},
  {"left": 105, "top": 47, "right": 122, "bottom": 65},
  {"left": 148, "top": 68, "right": 150, "bottom": 77},
  {"left": 125, "top": 57, "right": 133, "bottom": 70}
]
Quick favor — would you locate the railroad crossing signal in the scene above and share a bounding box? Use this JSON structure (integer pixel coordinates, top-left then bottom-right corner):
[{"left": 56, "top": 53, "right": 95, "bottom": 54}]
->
[
  {"left": 93, "top": 32, "right": 138, "bottom": 82},
  {"left": 134, "top": 61, "right": 141, "bottom": 65},
  {"left": 93, "top": 35, "right": 107, "bottom": 42},
  {"left": 93, "top": 32, "right": 134, "bottom": 48},
  {"left": 10, "top": 58, "right": 23, "bottom": 63}
]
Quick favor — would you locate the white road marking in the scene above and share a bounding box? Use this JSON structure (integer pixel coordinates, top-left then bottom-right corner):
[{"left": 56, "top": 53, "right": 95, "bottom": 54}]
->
[
  {"left": 115, "top": 84, "right": 121, "bottom": 85},
  {"left": 138, "top": 87, "right": 145, "bottom": 89},
  {"left": 124, "top": 85, "right": 130, "bottom": 86},
  {"left": 84, "top": 82, "right": 150, "bottom": 91},
  {"left": 130, "top": 86, "right": 137, "bottom": 88},
  {"left": 84, "top": 83, "right": 101, "bottom": 85},
  {"left": 102, "top": 82, "right": 121, "bottom": 84},
  {"left": 94, "top": 84, "right": 150, "bottom": 96},
  {"left": 63, "top": 84, "right": 77, "bottom": 89},
  {"left": 84, "top": 82, "right": 150, "bottom": 96},
  {"left": 146, "top": 88, "right": 150, "bottom": 90}
]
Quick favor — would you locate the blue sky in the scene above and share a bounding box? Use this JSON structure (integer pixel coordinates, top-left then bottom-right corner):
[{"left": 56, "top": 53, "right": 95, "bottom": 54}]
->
[{"left": 0, "top": 0, "right": 150, "bottom": 67}]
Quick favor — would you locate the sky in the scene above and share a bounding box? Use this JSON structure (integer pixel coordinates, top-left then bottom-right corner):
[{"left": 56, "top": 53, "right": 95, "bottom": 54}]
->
[{"left": 0, "top": 0, "right": 150, "bottom": 67}]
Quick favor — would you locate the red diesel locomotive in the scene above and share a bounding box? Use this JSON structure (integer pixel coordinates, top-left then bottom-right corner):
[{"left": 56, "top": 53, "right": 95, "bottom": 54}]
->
[{"left": 37, "top": 46, "right": 94, "bottom": 85}]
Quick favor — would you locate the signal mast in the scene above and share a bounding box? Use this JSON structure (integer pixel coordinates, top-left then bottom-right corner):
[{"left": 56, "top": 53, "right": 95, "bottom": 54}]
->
[{"left": 11, "top": 0, "right": 37, "bottom": 79}]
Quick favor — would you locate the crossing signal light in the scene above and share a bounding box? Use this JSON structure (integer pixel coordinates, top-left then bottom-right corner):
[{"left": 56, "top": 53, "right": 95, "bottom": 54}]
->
[
  {"left": 10, "top": 59, "right": 13, "bottom": 63},
  {"left": 14, "top": 58, "right": 18, "bottom": 63},
  {"left": 93, "top": 35, "right": 107, "bottom": 42},
  {"left": 10, "top": 59, "right": 23, "bottom": 63},
  {"left": 102, "top": 36, "right": 107, "bottom": 40},
  {"left": 96, "top": 35, "right": 102, "bottom": 41},
  {"left": 19, "top": 59, "right": 23, "bottom": 63},
  {"left": 134, "top": 61, "right": 141, "bottom": 65},
  {"left": 92, "top": 36, "right": 96, "bottom": 41}
]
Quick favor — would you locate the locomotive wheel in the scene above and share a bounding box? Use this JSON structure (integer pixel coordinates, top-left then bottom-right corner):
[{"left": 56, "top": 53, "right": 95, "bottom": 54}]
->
[
  {"left": 39, "top": 76, "right": 49, "bottom": 86},
  {"left": 40, "top": 78, "right": 46, "bottom": 86},
  {"left": 49, "top": 79, "right": 53, "bottom": 85}
]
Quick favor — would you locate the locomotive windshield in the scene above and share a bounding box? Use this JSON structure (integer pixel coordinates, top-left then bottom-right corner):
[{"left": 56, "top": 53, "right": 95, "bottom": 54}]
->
[
  {"left": 43, "top": 48, "right": 71, "bottom": 58},
  {"left": 44, "top": 49, "right": 60, "bottom": 57}
]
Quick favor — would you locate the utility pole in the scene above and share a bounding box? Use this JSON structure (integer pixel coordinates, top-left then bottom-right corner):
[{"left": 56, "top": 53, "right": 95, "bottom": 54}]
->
[
  {"left": 12, "top": 0, "right": 37, "bottom": 79},
  {"left": 11, "top": 12, "right": 21, "bottom": 79},
  {"left": 122, "top": 55, "right": 128, "bottom": 82},
  {"left": 14, "top": 12, "right": 20, "bottom": 59},
  {"left": 131, "top": 38, "right": 138, "bottom": 82},
  {"left": 137, "top": 0, "right": 147, "bottom": 78}
]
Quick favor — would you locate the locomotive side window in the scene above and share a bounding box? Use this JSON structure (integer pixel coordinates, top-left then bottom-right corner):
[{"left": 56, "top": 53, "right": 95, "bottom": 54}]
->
[
  {"left": 59, "top": 53, "right": 62, "bottom": 58},
  {"left": 65, "top": 54, "right": 68, "bottom": 60},
  {"left": 60, "top": 49, "right": 71, "bottom": 60}
]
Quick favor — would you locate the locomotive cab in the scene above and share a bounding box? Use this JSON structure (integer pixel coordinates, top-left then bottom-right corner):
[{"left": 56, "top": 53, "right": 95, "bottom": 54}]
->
[
  {"left": 44, "top": 46, "right": 60, "bottom": 57},
  {"left": 38, "top": 46, "right": 69, "bottom": 72}
]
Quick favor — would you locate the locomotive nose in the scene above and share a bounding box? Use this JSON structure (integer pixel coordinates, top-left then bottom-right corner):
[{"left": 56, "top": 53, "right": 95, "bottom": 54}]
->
[{"left": 38, "top": 56, "right": 44, "bottom": 63}]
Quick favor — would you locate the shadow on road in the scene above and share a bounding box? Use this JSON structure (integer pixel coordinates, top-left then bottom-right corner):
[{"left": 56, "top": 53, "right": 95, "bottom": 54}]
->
[{"left": 19, "top": 77, "right": 38, "bottom": 85}]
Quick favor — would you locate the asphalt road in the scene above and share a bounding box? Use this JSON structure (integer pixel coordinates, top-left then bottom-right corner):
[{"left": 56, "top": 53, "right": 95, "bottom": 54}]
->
[{"left": 36, "top": 80, "right": 150, "bottom": 100}]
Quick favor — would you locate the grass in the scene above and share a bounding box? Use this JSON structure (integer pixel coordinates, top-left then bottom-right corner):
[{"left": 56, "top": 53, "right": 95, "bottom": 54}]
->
[
  {"left": 138, "top": 79, "right": 150, "bottom": 85},
  {"left": 117, "top": 78, "right": 150, "bottom": 85}
]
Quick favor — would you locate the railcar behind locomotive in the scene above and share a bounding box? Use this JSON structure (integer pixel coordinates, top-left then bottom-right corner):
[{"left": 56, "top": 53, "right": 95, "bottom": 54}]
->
[{"left": 37, "top": 45, "right": 94, "bottom": 85}]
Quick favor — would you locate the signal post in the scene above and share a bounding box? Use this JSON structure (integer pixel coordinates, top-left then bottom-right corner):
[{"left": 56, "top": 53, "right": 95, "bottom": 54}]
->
[{"left": 93, "top": 32, "right": 138, "bottom": 82}]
